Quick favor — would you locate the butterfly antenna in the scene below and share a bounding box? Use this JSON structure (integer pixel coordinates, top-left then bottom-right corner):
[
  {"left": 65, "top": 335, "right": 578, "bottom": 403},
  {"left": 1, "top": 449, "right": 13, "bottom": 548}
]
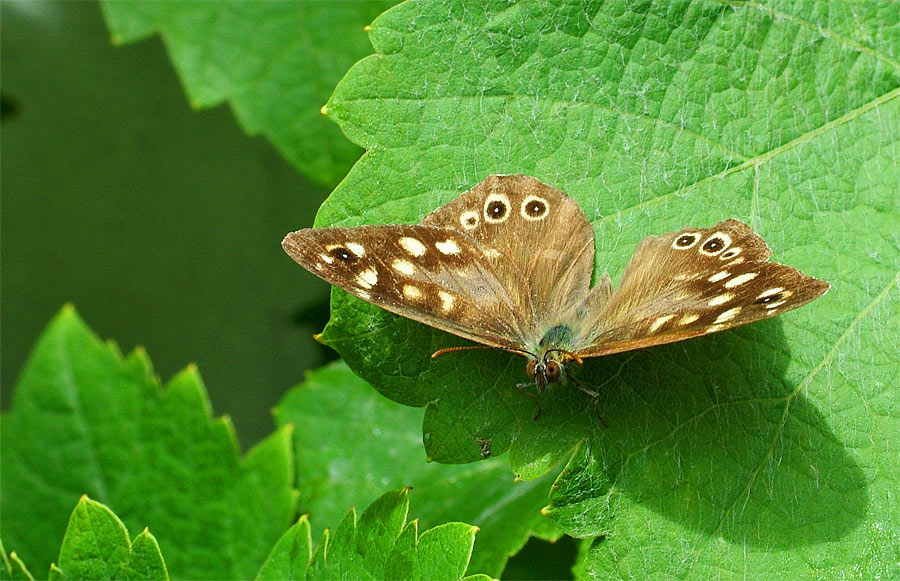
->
[
  {"left": 544, "top": 348, "right": 584, "bottom": 365},
  {"left": 431, "top": 345, "right": 535, "bottom": 359}
]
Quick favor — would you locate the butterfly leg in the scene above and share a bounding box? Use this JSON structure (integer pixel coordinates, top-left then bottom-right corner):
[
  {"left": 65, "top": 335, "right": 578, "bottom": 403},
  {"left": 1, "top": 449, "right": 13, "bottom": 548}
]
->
[
  {"left": 515, "top": 382, "right": 543, "bottom": 420},
  {"left": 568, "top": 377, "right": 608, "bottom": 427}
]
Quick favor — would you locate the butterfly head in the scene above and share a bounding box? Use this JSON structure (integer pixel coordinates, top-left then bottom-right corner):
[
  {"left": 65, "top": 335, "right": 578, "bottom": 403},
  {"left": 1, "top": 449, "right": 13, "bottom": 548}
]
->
[
  {"left": 525, "top": 356, "right": 562, "bottom": 391},
  {"left": 524, "top": 348, "right": 583, "bottom": 392}
]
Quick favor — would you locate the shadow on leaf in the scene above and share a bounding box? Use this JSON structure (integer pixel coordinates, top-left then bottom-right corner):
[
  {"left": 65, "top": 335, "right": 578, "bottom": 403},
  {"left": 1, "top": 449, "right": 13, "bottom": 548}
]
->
[{"left": 547, "top": 318, "right": 867, "bottom": 549}]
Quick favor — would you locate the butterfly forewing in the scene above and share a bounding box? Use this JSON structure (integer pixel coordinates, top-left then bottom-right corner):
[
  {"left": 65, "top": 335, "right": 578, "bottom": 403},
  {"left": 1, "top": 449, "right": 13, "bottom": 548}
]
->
[
  {"left": 282, "top": 224, "right": 527, "bottom": 349},
  {"left": 576, "top": 219, "right": 830, "bottom": 358}
]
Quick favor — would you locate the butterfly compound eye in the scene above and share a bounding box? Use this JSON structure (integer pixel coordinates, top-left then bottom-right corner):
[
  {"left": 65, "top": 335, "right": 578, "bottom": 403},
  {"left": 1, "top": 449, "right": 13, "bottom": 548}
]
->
[{"left": 545, "top": 360, "right": 561, "bottom": 382}]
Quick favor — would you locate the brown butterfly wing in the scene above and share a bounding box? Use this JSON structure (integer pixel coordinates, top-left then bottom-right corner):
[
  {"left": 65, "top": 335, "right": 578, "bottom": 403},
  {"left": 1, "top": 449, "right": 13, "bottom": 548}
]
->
[
  {"left": 576, "top": 219, "right": 830, "bottom": 358},
  {"left": 282, "top": 224, "right": 528, "bottom": 349},
  {"left": 422, "top": 174, "right": 595, "bottom": 332}
]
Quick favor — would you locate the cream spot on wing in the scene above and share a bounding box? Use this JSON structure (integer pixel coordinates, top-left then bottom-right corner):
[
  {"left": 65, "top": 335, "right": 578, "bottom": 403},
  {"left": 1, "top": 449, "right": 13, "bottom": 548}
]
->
[
  {"left": 356, "top": 267, "right": 378, "bottom": 289},
  {"left": 314, "top": 263, "right": 323, "bottom": 270},
  {"left": 460, "top": 210, "right": 479, "bottom": 230},
  {"left": 649, "top": 315, "right": 675, "bottom": 333},
  {"left": 438, "top": 291, "right": 456, "bottom": 312},
  {"left": 402, "top": 285, "right": 422, "bottom": 300},
  {"left": 757, "top": 287, "right": 785, "bottom": 299},
  {"left": 708, "top": 293, "right": 734, "bottom": 307},
  {"left": 728, "top": 256, "right": 746, "bottom": 265},
  {"left": 356, "top": 289, "right": 371, "bottom": 300},
  {"left": 399, "top": 237, "right": 427, "bottom": 257},
  {"left": 345, "top": 242, "right": 365, "bottom": 257},
  {"left": 725, "top": 272, "right": 759, "bottom": 288},
  {"left": 765, "top": 300, "right": 788, "bottom": 310},
  {"left": 484, "top": 248, "right": 501, "bottom": 259},
  {"left": 714, "top": 307, "right": 742, "bottom": 324},
  {"left": 435, "top": 239, "right": 461, "bottom": 255},
  {"left": 708, "top": 271, "right": 731, "bottom": 283},
  {"left": 392, "top": 259, "right": 415, "bottom": 276},
  {"left": 705, "top": 324, "right": 726, "bottom": 334},
  {"left": 679, "top": 314, "right": 700, "bottom": 325},
  {"left": 319, "top": 253, "right": 334, "bottom": 265}
]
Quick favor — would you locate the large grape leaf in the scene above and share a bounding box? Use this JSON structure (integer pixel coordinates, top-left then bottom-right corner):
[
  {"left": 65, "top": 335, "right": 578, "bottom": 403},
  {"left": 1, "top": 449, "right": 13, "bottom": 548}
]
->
[
  {"left": 275, "top": 361, "right": 562, "bottom": 577},
  {"left": 308, "top": 0, "right": 899, "bottom": 576},
  {"left": 0, "top": 307, "right": 296, "bottom": 579},
  {"left": 100, "top": 0, "right": 397, "bottom": 188}
]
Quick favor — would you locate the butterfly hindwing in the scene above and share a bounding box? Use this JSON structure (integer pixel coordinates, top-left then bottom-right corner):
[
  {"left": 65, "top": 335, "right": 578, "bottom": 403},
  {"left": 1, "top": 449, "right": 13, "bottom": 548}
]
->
[
  {"left": 576, "top": 219, "right": 830, "bottom": 357},
  {"left": 282, "top": 224, "right": 527, "bottom": 349},
  {"left": 422, "top": 175, "right": 596, "bottom": 331}
]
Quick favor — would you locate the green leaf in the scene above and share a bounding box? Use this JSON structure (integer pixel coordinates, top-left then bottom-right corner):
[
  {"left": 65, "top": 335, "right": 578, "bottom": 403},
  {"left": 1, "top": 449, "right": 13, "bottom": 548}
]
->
[
  {"left": 255, "top": 516, "right": 312, "bottom": 580},
  {"left": 310, "top": 0, "right": 898, "bottom": 576},
  {"left": 99, "top": 0, "right": 397, "bottom": 188},
  {"left": 1, "top": 539, "right": 36, "bottom": 581},
  {"left": 48, "top": 497, "right": 167, "bottom": 581},
  {"left": 274, "top": 361, "right": 562, "bottom": 577},
  {"left": 0, "top": 306, "right": 296, "bottom": 579},
  {"left": 288, "top": 488, "right": 487, "bottom": 581}
]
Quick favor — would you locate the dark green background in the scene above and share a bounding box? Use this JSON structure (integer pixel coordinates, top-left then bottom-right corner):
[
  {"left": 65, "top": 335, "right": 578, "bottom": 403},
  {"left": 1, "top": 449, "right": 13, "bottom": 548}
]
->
[{"left": 1, "top": 0, "right": 333, "bottom": 447}]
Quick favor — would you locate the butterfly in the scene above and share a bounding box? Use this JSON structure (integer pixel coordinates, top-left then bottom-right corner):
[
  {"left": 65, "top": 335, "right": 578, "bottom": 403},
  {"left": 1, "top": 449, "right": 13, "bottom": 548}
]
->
[{"left": 283, "top": 175, "right": 829, "bottom": 394}]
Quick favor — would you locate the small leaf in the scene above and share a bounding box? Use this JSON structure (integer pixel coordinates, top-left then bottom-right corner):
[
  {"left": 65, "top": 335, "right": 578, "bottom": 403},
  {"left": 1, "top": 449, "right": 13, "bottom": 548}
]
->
[
  {"left": 0, "top": 307, "right": 296, "bottom": 579},
  {"left": 99, "top": 0, "right": 398, "bottom": 188},
  {"left": 255, "top": 516, "right": 312, "bottom": 581},
  {"left": 541, "top": 440, "right": 612, "bottom": 540},
  {"left": 294, "top": 489, "right": 482, "bottom": 581},
  {"left": 1, "top": 539, "right": 36, "bottom": 581},
  {"left": 50, "top": 496, "right": 167, "bottom": 581},
  {"left": 275, "top": 361, "right": 562, "bottom": 577}
]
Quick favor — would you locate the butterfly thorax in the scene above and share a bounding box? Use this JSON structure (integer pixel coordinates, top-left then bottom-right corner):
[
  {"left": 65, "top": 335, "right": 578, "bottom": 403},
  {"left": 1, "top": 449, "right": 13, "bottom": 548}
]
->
[{"left": 524, "top": 324, "right": 581, "bottom": 391}]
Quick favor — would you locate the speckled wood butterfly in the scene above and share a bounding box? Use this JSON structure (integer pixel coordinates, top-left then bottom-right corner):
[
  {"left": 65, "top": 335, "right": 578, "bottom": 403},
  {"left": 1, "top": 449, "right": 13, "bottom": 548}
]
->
[{"left": 284, "top": 175, "right": 828, "bottom": 394}]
